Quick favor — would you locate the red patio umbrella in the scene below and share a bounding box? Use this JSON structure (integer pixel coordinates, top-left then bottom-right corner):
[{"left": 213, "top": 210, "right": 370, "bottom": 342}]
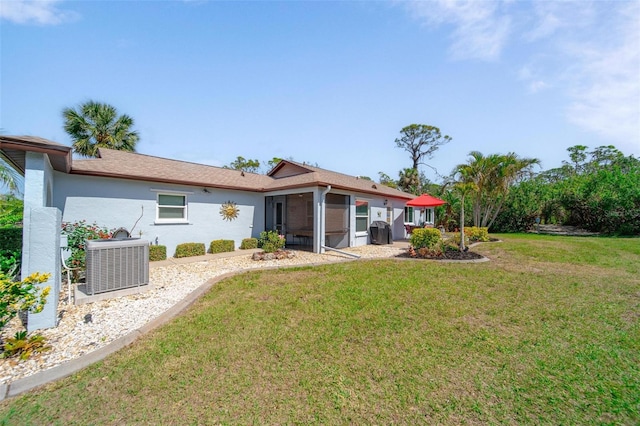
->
[{"left": 406, "top": 194, "right": 446, "bottom": 207}]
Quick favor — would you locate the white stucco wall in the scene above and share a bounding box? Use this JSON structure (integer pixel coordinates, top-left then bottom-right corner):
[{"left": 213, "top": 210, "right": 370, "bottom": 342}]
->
[
  {"left": 350, "top": 195, "right": 406, "bottom": 247},
  {"left": 23, "top": 151, "right": 54, "bottom": 209},
  {"left": 53, "top": 172, "right": 265, "bottom": 256},
  {"left": 50, "top": 170, "right": 410, "bottom": 256}
]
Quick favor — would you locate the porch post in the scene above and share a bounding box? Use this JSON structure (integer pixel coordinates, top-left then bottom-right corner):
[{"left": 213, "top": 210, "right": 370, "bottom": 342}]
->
[
  {"left": 314, "top": 186, "right": 331, "bottom": 254},
  {"left": 23, "top": 208, "right": 61, "bottom": 331},
  {"left": 22, "top": 152, "right": 61, "bottom": 331}
]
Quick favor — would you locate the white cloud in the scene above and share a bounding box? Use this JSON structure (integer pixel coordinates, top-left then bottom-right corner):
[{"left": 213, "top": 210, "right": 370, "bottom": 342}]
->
[
  {"left": 518, "top": 65, "right": 551, "bottom": 93},
  {"left": 0, "top": 0, "right": 78, "bottom": 25},
  {"left": 528, "top": 80, "right": 549, "bottom": 94},
  {"left": 403, "top": 0, "right": 512, "bottom": 61},
  {"left": 525, "top": 1, "right": 595, "bottom": 41},
  {"left": 564, "top": 2, "right": 640, "bottom": 150},
  {"left": 404, "top": 0, "right": 640, "bottom": 150}
]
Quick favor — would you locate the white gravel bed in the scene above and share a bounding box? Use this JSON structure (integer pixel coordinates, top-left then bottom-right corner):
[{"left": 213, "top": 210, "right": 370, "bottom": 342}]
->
[{"left": 0, "top": 245, "right": 405, "bottom": 385}]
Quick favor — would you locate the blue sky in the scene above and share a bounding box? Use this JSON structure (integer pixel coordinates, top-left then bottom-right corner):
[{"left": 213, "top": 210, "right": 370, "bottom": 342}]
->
[{"left": 2, "top": 0, "right": 639, "bottom": 187}]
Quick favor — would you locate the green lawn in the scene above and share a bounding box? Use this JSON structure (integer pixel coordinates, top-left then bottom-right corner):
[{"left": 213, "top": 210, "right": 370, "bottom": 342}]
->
[{"left": 1, "top": 234, "right": 638, "bottom": 424}]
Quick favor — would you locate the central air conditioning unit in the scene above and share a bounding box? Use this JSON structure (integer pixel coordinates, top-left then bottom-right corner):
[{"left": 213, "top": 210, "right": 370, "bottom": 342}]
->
[{"left": 85, "top": 238, "right": 149, "bottom": 295}]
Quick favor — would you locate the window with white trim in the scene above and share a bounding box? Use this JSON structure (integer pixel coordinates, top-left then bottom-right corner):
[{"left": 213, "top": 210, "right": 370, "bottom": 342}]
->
[
  {"left": 157, "top": 193, "right": 188, "bottom": 222},
  {"left": 425, "top": 208, "right": 433, "bottom": 223},
  {"left": 355, "top": 200, "right": 369, "bottom": 233},
  {"left": 404, "top": 206, "right": 414, "bottom": 223}
]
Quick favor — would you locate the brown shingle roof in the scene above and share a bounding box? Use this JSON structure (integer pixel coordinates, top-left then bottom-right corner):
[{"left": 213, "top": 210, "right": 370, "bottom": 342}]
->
[
  {"left": 0, "top": 136, "right": 414, "bottom": 200},
  {"left": 72, "top": 148, "right": 273, "bottom": 190},
  {"left": 267, "top": 160, "right": 414, "bottom": 200}
]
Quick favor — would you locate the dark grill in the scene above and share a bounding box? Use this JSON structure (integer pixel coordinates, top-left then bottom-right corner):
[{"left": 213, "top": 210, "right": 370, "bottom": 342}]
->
[{"left": 369, "top": 221, "right": 392, "bottom": 245}]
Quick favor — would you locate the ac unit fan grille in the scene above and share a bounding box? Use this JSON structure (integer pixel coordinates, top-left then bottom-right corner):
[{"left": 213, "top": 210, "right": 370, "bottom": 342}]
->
[{"left": 86, "top": 239, "right": 149, "bottom": 295}]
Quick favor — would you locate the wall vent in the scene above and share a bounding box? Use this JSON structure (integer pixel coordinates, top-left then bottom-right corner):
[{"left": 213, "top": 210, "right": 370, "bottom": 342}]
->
[{"left": 86, "top": 239, "right": 149, "bottom": 295}]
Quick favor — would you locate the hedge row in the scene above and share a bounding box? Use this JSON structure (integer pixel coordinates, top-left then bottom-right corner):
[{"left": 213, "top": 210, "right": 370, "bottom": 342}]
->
[
  {"left": 146, "top": 237, "right": 261, "bottom": 261},
  {"left": 0, "top": 227, "right": 22, "bottom": 252},
  {"left": 149, "top": 245, "right": 167, "bottom": 261},
  {"left": 209, "top": 239, "right": 235, "bottom": 254},
  {"left": 174, "top": 243, "right": 206, "bottom": 258},
  {"left": 240, "top": 238, "right": 258, "bottom": 250}
]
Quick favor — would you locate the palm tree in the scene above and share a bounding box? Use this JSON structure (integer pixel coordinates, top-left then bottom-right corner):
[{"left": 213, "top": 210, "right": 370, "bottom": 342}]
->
[
  {"left": 0, "top": 157, "right": 20, "bottom": 194},
  {"left": 63, "top": 101, "right": 139, "bottom": 157},
  {"left": 398, "top": 168, "right": 421, "bottom": 195},
  {"left": 443, "top": 167, "right": 477, "bottom": 251},
  {"left": 454, "top": 151, "right": 540, "bottom": 229},
  {"left": 454, "top": 181, "right": 477, "bottom": 251}
]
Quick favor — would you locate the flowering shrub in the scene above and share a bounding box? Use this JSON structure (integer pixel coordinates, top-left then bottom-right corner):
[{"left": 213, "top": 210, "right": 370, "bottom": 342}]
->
[
  {"left": 259, "top": 230, "right": 285, "bottom": 253},
  {"left": 61, "top": 221, "right": 114, "bottom": 270},
  {"left": 409, "top": 228, "right": 442, "bottom": 250},
  {"left": 453, "top": 226, "right": 489, "bottom": 245},
  {"left": 0, "top": 271, "right": 50, "bottom": 330},
  {"left": 464, "top": 226, "right": 490, "bottom": 243}
]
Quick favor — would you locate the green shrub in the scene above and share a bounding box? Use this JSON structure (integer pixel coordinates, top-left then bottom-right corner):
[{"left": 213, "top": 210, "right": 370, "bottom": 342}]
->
[
  {"left": 209, "top": 239, "right": 235, "bottom": 254},
  {"left": 0, "top": 249, "right": 21, "bottom": 278},
  {"left": 1, "top": 330, "right": 50, "bottom": 361},
  {"left": 0, "top": 195, "right": 23, "bottom": 227},
  {"left": 410, "top": 228, "right": 442, "bottom": 250},
  {"left": 240, "top": 238, "right": 258, "bottom": 250},
  {"left": 174, "top": 243, "right": 206, "bottom": 258},
  {"left": 149, "top": 245, "right": 167, "bottom": 262},
  {"left": 259, "top": 231, "right": 285, "bottom": 253},
  {"left": 464, "top": 226, "right": 489, "bottom": 242},
  {"left": 0, "top": 227, "right": 22, "bottom": 252}
]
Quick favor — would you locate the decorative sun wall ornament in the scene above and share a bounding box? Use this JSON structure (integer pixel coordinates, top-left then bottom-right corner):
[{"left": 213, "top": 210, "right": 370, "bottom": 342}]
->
[{"left": 220, "top": 201, "right": 240, "bottom": 221}]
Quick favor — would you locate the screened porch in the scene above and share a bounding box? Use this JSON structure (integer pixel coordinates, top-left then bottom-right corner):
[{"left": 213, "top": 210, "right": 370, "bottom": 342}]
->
[{"left": 265, "top": 193, "right": 350, "bottom": 249}]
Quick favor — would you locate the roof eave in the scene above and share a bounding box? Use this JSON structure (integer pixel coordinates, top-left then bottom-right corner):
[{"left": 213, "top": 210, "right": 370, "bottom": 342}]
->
[{"left": 0, "top": 136, "right": 73, "bottom": 173}]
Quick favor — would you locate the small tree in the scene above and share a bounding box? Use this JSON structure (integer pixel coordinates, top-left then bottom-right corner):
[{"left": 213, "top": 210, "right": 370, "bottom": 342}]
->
[
  {"left": 395, "top": 124, "right": 452, "bottom": 172},
  {"left": 378, "top": 172, "right": 397, "bottom": 189},
  {"left": 453, "top": 151, "right": 540, "bottom": 229},
  {"left": 225, "top": 156, "right": 260, "bottom": 173},
  {"left": 453, "top": 182, "right": 477, "bottom": 251},
  {"left": 266, "top": 157, "right": 283, "bottom": 171}
]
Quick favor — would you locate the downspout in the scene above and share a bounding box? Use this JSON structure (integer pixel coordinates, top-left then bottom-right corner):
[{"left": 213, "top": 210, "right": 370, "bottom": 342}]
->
[{"left": 322, "top": 245, "right": 361, "bottom": 259}]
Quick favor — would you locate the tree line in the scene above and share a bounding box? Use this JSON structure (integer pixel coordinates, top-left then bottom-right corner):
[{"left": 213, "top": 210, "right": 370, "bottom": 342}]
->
[{"left": 491, "top": 145, "right": 639, "bottom": 235}]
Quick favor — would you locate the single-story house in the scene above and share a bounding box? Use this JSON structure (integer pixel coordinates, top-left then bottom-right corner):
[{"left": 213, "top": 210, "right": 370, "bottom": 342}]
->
[{"left": 1, "top": 135, "right": 441, "bottom": 330}]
